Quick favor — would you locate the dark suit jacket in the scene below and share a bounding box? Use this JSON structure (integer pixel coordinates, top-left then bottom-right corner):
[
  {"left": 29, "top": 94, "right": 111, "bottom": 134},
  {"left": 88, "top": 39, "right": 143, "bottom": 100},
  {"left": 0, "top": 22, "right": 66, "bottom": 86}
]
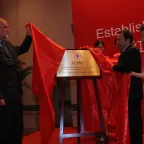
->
[
  {"left": 0, "top": 35, "right": 32, "bottom": 100},
  {"left": 113, "top": 44, "right": 143, "bottom": 99}
]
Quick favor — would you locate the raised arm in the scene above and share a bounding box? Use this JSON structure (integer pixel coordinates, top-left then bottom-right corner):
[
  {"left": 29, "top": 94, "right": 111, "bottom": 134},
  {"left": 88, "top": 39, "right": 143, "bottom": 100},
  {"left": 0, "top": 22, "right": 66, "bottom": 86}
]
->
[
  {"left": 15, "top": 35, "right": 32, "bottom": 56},
  {"left": 15, "top": 26, "right": 32, "bottom": 56}
]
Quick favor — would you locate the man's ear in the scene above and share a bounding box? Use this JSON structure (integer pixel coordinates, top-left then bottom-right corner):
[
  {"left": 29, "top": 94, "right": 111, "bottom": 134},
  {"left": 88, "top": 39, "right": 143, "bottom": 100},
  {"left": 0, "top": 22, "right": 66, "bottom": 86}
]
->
[{"left": 126, "top": 39, "right": 130, "bottom": 44}]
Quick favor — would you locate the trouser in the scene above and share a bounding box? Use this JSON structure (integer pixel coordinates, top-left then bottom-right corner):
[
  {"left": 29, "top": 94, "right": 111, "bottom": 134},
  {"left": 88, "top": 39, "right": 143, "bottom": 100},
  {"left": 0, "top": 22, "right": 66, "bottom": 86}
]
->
[
  {"left": 0, "top": 105, "right": 23, "bottom": 144},
  {"left": 128, "top": 98, "right": 142, "bottom": 144},
  {"left": 0, "top": 139, "right": 22, "bottom": 144},
  {"left": 0, "top": 86, "right": 23, "bottom": 144}
]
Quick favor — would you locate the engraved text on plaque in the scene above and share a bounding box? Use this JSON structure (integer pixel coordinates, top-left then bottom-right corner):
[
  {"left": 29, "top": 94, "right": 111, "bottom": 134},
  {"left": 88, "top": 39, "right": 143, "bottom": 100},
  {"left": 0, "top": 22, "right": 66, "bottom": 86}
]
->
[{"left": 56, "top": 50, "right": 100, "bottom": 77}]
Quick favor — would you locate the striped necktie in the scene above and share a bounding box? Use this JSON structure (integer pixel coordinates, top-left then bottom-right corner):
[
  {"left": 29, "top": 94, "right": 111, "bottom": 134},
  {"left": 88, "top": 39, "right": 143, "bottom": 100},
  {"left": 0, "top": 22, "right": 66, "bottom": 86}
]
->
[
  {"left": 0, "top": 41, "right": 2, "bottom": 48},
  {"left": 1, "top": 40, "right": 13, "bottom": 60}
]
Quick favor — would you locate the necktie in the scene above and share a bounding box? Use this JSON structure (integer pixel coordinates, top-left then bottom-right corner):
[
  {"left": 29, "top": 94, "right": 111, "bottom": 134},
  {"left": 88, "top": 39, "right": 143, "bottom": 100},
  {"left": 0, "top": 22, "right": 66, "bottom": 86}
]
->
[
  {"left": 1, "top": 40, "right": 13, "bottom": 60},
  {"left": 0, "top": 41, "right": 2, "bottom": 48}
]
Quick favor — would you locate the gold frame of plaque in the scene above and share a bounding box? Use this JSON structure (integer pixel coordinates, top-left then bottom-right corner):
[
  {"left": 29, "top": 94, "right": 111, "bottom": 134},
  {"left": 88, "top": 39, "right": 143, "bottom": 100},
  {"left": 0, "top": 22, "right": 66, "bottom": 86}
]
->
[
  {"left": 56, "top": 49, "right": 108, "bottom": 144},
  {"left": 56, "top": 49, "right": 102, "bottom": 79}
]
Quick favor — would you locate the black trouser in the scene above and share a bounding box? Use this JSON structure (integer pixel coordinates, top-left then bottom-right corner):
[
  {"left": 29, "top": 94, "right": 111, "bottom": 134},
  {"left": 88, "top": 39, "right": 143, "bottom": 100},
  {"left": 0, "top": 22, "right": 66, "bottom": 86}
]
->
[
  {"left": 0, "top": 105, "right": 23, "bottom": 144},
  {"left": 128, "top": 98, "right": 142, "bottom": 144},
  {"left": 0, "top": 86, "right": 23, "bottom": 144}
]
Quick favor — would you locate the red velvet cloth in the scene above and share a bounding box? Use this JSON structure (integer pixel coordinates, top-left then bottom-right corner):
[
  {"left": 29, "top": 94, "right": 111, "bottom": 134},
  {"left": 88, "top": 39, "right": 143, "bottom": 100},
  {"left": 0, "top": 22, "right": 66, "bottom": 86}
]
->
[
  {"left": 115, "top": 74, "right": 131, "bottom": 144},
  {"left": 142, "top": 99, "right": 144, "bottom": 134},
  {"left": 81, "top": 48, "right": 117, "bottom": 132},
  {"left": 80, "top": 48, "right": 131, "bottom": 144},
  {"left": 28, "top": 23, "right": 65, "bottom": 144},
  {"left": 28, "top": 24, "right": 136, "bottom": 144}
]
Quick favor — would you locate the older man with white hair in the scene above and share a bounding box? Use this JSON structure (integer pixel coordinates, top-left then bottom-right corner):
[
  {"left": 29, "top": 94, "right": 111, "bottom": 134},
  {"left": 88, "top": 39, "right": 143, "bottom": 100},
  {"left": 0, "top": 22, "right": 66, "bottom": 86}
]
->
[{"left": 0, "top": 18, "right": 32, "bottom": 144}]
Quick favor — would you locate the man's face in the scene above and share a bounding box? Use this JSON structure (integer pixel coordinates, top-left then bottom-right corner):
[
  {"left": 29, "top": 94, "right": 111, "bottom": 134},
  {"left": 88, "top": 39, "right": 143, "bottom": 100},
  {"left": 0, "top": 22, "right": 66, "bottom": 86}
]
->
[
  {"left": 117, "top": 33, "right": 129, "bottom": 51},
  {"left": 141, "top": 30, "right": 144, "bottom": 42},
  {"left": 0, "top": 20, "right": 9, "bottom": 40}
]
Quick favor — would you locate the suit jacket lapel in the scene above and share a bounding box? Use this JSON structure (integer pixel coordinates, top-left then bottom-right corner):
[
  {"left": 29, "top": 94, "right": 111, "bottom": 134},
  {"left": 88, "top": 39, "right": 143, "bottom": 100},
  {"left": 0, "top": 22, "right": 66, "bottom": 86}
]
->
[
  {"left": 0, "top": 47, "right": 3, "bottom": 53},
  {"left": 0, "top": 42, "right": 4, "bottom": 53},
  {"left": 3, "top": 41, "right": 17, "bottom": 63},
  {"left": 118, "top": 45, "right": 132, "bottom": 64},
  {"left": 123, "top": 44, "right": 132, "bottom": 53}
]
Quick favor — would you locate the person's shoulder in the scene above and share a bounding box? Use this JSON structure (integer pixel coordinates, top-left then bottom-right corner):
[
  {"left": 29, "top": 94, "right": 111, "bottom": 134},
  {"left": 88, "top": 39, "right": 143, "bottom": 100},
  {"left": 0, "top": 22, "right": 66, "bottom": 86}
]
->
[
  {"left": 3, "top": 39, "right": 12, "bottom": 45},
  {"left": 127, "top": 46, "right": 141, "bottom": 59},
  {"left": 3, "top": 40, "right": 14, "bottom": 48},
  {"left": 129, "top": 46, "right": 140, "bottom": 54}
]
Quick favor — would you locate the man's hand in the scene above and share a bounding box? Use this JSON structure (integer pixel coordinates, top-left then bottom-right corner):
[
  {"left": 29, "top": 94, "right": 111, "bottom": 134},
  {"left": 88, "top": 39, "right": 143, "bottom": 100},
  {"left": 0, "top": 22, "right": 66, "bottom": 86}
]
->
[
  {"left": 0, "top": 99, "right": 5, "bottom": 106},
  {"left": 26, "top": 26, "right": 31, "bottom": 36},
  {"left": 129, "top": 72, "right": 136, "bottom": 76}
]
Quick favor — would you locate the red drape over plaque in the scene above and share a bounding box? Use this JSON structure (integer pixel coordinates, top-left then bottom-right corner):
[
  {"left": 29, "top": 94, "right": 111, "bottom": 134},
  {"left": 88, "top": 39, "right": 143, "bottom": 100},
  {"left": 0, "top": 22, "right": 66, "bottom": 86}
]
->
[
  {"left": 80, "top": 47, "right": 131, "bottom": 144},
  {"left": 27, "top": 23, "right": 133, "bottom": 144}
]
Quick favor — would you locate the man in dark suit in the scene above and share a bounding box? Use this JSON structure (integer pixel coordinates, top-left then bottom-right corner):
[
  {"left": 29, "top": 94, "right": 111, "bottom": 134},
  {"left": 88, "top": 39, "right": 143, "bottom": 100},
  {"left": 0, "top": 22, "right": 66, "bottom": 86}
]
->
[
  {"left": 113, "top": 30, "right": 143, "bottom": 144},
  {"left": 0, "top": 18, "right": 32, "bottom": 144},
  {"left": 139, "top": 23, "right": 144, "bottom": 42}
]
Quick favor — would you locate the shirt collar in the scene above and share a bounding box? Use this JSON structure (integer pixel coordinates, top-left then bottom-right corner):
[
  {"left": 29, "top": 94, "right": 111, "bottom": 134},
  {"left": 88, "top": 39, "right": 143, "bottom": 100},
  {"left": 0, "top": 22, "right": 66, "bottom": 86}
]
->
[{"left": 123, "top": 44, "right": 131, "bottom": 52}]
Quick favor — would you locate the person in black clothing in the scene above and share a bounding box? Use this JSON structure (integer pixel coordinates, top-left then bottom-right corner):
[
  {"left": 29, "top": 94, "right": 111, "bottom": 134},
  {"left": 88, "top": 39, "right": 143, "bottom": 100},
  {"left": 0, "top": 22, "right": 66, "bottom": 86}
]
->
[
  {"left": 139, "top": 23, "right": 144, "bottom": 42},
  {"left": 131, "top": 24, "right": 144, "bottom": 78},
  {"left": 113, "top": 30, "right": 143, "bottom": 144},
  {"left": 0, "top": 18, "right": 32, "bottom": 144}
]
